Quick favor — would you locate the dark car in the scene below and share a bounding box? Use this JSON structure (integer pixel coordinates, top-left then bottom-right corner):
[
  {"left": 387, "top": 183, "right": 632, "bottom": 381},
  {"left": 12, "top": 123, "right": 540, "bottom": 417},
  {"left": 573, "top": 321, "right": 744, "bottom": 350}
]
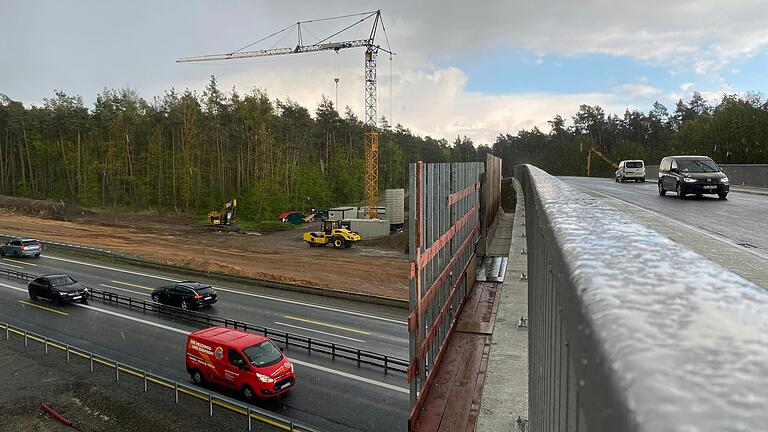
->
[
  {"left": 151, "top": 281, "right": 217, "bottom": 310},
  {"left": 1, "top": 238, "right": 42, "bottom": 258},
  {"left": 658, "top": 156, "right": 729, "bottom": 199},
  {"left": 28, "top": 274, "right": 89, "bottom": 305}
]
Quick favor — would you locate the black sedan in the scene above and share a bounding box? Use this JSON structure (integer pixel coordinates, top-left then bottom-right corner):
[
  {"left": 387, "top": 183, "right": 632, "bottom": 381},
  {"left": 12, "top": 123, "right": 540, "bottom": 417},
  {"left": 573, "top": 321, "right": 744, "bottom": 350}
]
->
[
  {"left": 28, "top": 275, "right": 89, "bottom": 305},
  {"left": 151, "top": 281, "right": 217, "bottom": 310}
]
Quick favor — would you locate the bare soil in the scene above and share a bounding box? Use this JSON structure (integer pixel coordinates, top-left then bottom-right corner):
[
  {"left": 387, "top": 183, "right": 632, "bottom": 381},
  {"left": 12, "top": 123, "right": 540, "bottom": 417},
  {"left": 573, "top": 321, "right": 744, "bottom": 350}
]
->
[
  {"left": 0, "top": 339, "right": 277, "bottom": 432},
  {"left": 0, "top": 195, "right": 408, "bottom": 300}
]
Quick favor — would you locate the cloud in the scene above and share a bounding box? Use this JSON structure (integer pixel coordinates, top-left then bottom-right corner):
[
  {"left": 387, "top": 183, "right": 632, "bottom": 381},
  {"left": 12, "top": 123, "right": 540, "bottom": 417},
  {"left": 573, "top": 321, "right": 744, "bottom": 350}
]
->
[
  {"left": 3, "top": 1, "right": 767, "bottom": 145},
  {"left": 614, "top": 84, "right": 663, "bottom": 99},
  {"left": 195, "top": 64, "right": 632, "bottom": 143},
  {"left": 680, "top": 83, "right": 695, "bottom": 91}
]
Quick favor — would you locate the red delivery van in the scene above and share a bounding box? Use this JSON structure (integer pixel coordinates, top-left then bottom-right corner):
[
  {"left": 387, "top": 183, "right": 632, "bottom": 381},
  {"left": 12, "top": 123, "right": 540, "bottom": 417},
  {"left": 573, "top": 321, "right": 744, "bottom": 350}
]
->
[{"left": 186, "top": 326, "right": 296, "bottom": 399}]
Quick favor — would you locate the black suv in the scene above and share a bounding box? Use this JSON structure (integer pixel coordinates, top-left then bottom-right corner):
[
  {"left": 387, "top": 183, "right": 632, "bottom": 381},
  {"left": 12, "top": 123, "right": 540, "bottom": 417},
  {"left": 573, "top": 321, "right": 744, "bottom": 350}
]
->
[
  {"left": 28, "top": 274, "right": 89, "bottom": 305},
  {"left": 658, "top": 156, "right": 729, "bottom": 199},
  {"left": 151, "top": 281, "right": 217, "bottom": 309}
]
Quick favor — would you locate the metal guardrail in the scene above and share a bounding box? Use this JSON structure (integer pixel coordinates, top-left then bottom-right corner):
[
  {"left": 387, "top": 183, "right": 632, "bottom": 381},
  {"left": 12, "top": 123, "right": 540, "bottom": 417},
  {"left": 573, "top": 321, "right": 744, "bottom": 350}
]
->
[
  {"left": 0, "top": 268, "right": 408, "bottom": 374},
  {"left": 515, "top": 164, "right": 768, "bottom": 431},
  {"left": 1, "top": 321, "right": 321, "bottom": 432},
  {"left": 0, "top": 233, "right": 408, "bottom": 309}
]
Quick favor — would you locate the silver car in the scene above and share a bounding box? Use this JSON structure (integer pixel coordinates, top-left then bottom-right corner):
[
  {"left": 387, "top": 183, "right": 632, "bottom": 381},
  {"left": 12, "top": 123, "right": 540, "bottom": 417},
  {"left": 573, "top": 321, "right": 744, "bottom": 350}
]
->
[{"left": 1, "top": 238, "right": 42, "bottom": 258}]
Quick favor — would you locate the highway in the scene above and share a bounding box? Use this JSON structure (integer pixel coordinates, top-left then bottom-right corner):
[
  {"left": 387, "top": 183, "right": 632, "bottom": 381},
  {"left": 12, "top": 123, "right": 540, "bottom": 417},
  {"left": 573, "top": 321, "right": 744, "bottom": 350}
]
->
[
  {"left": 562, "top": 177, "right": 768, "bottom": 287},
  {"left": 0, "top": 252, "right": 410, "bottom": 432}
]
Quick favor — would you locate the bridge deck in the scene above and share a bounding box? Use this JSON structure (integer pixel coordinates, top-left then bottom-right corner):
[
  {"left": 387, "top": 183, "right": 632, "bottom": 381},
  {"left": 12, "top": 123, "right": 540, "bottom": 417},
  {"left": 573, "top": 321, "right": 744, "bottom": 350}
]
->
[{"left": 411, "top": 213, "right": 514, "bottom": 431}]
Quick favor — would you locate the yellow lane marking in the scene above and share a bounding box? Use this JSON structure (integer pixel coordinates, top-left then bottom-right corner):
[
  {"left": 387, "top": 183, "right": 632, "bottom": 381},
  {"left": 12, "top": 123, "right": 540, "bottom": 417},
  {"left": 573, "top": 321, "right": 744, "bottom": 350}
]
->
[
  {"left": 283, "top": 315, "right": 370, "bottom": 335},
  {"left": 111, "top": 280, "right": 153, "bottom": 291},
  {"left": 19, "top": 300, "right": 69, "bottom": 316},
  {"left": 3, "top": 258, "right": 37, "bottom": 267}
]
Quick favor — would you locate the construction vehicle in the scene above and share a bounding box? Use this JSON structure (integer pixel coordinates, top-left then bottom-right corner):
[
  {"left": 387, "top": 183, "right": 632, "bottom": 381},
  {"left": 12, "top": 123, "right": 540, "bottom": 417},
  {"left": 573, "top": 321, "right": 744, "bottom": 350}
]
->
[
  {"left": 302, "top": 220, "right": 361, "bottom": 249},
  {"left": 586, "top": 148, "right": 619, "bottom": 176},
  {"left": 177, "top": 11, "right": 394, "bottom": 220},
  {"left": 208, "top": 199, "right": 238, "bottom": 230}
]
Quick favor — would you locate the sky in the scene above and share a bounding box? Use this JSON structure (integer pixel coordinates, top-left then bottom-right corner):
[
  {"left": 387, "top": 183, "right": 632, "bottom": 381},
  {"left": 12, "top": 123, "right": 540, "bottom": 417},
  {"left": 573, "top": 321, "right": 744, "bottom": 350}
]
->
[{"left": 2, "top": 0, "right": 768, "bottom": 144}]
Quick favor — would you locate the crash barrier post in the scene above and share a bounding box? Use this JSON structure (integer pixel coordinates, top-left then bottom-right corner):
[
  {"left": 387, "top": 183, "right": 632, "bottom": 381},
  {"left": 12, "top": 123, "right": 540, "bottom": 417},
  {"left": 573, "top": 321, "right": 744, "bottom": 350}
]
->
[
  {"left": 514, "top": 164, "right": 768, "bottom": 431},
  {"left": 0, "top": 321, "right": 323, "bottom": 432}
]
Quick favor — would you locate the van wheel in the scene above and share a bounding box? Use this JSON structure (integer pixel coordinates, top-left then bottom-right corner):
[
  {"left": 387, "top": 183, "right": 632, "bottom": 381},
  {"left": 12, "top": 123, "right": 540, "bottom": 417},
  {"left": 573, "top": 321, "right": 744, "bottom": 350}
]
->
[
  {"left": 181, "top": 300, "right": 189, "bottom": 310},
  {"left": 242, "top": 385, "right": 255, "bottom": 401},
  {"left": 191, "top": 369, "right": 204, "bottom": 385},
  {"left": 718, "top": 193, "right": 728, "bottom": 200},
  {"left": 640, "top": 177, "right": 646, "bottom": 183},
  {"left": 658, "top": 182, "right": 666, "bottom": 196},
  {"left": 151, "top": 294, "right": 159, "bottom": 303}
]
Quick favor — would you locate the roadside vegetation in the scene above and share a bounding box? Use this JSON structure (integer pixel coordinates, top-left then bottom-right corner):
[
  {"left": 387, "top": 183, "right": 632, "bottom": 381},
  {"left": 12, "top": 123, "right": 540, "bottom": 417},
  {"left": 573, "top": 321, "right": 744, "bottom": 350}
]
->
[
  {"left": 2, "top": 82, "right": 766, "bottom": 222},
  {"left": 491, "top": 92, "right": 768, "bottom": 177},
  {"left": 0, "top": 76, "right": 475, "bottom": 221}
]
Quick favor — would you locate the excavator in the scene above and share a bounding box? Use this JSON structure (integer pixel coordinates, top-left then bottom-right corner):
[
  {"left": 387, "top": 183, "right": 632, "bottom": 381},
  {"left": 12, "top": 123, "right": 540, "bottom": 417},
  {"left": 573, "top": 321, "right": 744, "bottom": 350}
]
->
[
  {"left": 586, "top": 147, "right": 619, "bottom": 176},
  {"left": 207, "top": 199, "right": 239, "bottom": 230},
  {"left": 303, "top": 220, "right": 361, "bottom": 249}
]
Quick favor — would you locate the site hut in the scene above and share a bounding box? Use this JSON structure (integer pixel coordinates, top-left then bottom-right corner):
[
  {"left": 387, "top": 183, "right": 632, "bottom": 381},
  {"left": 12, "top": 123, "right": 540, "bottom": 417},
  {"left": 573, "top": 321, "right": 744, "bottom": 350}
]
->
[
  {"left": 278, "top": 211, "right": 305, "bottom": 225},
  {"left": 328, "top": 207, "right": 357, "bottom": 220}
]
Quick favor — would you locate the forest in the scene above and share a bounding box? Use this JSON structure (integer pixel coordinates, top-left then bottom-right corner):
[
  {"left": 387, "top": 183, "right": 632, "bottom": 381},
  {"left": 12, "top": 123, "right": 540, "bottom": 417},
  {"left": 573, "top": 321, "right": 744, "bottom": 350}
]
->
[
  {"left": 489, "top": 91, "right": 768, "bottom": 177},
  {"left": 0, "top": 76, "right": 469, "bottom": 221},
  {"left": 2, "top": 76, "right": 767, "bottom": 222}
]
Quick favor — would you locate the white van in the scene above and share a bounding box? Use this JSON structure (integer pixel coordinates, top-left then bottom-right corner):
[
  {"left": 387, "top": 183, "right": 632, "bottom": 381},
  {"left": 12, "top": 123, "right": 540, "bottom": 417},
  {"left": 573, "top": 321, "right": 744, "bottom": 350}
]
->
[{"left": 615, "top": 160, "right": 646, "bottom": 183}]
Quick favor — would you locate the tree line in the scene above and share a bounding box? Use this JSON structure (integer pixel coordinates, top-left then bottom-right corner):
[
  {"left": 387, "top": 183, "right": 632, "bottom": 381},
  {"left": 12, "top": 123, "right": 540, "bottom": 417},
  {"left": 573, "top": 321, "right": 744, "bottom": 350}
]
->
[
  {"left": 2, "top": 80, "right": 767, "bottom": 221},
  {"left": 0, "top": 76, "right": 471, "bottom": 221},
  {"left": 484, "top": 92, "right": 768, "bottom": 177}
]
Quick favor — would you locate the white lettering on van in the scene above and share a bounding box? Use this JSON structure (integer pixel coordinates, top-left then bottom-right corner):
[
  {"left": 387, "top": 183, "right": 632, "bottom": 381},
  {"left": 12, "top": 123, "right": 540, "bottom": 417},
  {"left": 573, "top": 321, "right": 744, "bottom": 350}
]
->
[{"left": 190, "top": 339, "right": 214, "bottom": 356}]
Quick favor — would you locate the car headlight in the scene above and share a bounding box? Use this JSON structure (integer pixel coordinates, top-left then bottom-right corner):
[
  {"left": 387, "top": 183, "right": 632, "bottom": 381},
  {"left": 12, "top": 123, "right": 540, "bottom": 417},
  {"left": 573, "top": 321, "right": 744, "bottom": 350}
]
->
[
  {"left": 720, "top": 176, "right": 729, "bottom": 184},
  {"left": 683, "top": 178, "right": 697, "bottom": 183},
  {"left": 256, "top": 373, "right": 275, "bottom": 383},
  {"left": 287, "top": 362, "right": 294, "bottom": 373}
]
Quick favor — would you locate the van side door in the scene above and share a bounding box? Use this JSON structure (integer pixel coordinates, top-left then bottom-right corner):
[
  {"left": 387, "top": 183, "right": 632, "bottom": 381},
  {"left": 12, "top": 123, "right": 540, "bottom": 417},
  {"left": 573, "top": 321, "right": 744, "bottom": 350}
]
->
[{"left": 224, "top": 348, "right": 249, "bottom": 389}]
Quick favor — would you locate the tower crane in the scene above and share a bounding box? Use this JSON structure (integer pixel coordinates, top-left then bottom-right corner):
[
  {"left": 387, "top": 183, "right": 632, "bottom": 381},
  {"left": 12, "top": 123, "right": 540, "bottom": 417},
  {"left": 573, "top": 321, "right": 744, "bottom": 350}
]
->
[{"left": 177, "top": 10, "right": 394, "bottom": 219}]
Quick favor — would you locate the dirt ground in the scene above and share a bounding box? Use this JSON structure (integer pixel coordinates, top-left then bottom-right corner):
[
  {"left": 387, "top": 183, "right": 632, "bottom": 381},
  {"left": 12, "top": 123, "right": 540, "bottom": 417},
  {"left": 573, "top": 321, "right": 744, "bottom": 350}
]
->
[
  {"left": 0, "top": 339, "right": 277, "bottom": 432},
  {"left": 0, "top": 195, "right": 408, "bottom": 300}
]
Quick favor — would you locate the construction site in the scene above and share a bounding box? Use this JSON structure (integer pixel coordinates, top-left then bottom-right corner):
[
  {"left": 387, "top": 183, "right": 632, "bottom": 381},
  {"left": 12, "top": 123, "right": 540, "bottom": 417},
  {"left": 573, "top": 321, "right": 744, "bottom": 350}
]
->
[{"left": 0, "top": 193, "right": 408, "bottom": 300}]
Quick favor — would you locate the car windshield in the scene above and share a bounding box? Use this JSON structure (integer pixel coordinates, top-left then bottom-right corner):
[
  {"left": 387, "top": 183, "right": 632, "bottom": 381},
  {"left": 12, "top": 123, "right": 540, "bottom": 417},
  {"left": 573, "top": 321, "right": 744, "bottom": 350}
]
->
[
  {"left": 22, "top": 240, "right": 39, "bottom": 246},
  {"left": 242, "top": 340, "right": 283, "bottom": 367},
  {"left": 50, "top": 276, "right": 75, "bottom": 287},
  {"left": 626, "top": 161, "right": 643, "bottom": 168},
  {"left": 677, "top": 159, "right": 719, "bottom": 172}
]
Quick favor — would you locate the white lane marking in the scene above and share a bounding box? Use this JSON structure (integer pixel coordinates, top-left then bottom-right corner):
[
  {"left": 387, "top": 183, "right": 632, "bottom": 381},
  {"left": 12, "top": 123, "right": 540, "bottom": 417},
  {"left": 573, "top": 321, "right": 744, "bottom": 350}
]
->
[
  {"left": 99, "top": 284, "right": 150, "bottom": 297},
  {"left": 45, "top": 256, "right": 176, "bottom": 281},
  {"left": 274, "top": 321, "right": 367, "bottom": 343},
  {"left": 44, "top": 255, "right": 406, "bottom": 325},
  {"left": 577, "top": 186, "right": 768, "bottom": 261},
  {"left": 0, "top": 261, "right": 23, "bottom": 269},
  {"left": 73, "top": 303, "right": 191, "bottom": 334},
  {"left": 290, "top": 359, "right": 408, "bottom": 394},
  {"left": 0, "top": 281, "right": 408, "bottom": 393}
]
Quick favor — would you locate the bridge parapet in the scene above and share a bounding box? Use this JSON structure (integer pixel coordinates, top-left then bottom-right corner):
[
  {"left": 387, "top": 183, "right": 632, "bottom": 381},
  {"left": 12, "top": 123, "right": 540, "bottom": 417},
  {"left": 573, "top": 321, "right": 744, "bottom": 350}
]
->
[{"left": 516, "top": 164, "right": 768, "bottom": 431}]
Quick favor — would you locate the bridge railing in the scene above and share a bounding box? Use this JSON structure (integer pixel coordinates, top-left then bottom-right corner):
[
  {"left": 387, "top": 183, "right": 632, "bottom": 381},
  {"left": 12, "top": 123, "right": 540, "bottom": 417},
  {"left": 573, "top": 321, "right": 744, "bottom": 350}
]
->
[{"left": 516, "top": 164, "right": 768, "bottom": 431}]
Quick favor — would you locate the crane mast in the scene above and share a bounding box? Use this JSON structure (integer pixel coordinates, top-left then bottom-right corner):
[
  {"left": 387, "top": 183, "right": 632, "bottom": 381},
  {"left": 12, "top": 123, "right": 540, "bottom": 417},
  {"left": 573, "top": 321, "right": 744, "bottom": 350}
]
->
[{"left": 177, "top": 10, "right": 393, "bottom": 219}]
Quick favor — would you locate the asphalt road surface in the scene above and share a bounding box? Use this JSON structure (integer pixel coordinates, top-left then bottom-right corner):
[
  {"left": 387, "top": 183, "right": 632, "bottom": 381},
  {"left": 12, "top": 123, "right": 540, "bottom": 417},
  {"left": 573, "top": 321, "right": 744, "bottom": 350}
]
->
[
  {"left": 562, "top": 177, "right": 768, "bottom": 260},
  {"left": 0, "top": 253, "right": 410, "bottom": 432}
]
